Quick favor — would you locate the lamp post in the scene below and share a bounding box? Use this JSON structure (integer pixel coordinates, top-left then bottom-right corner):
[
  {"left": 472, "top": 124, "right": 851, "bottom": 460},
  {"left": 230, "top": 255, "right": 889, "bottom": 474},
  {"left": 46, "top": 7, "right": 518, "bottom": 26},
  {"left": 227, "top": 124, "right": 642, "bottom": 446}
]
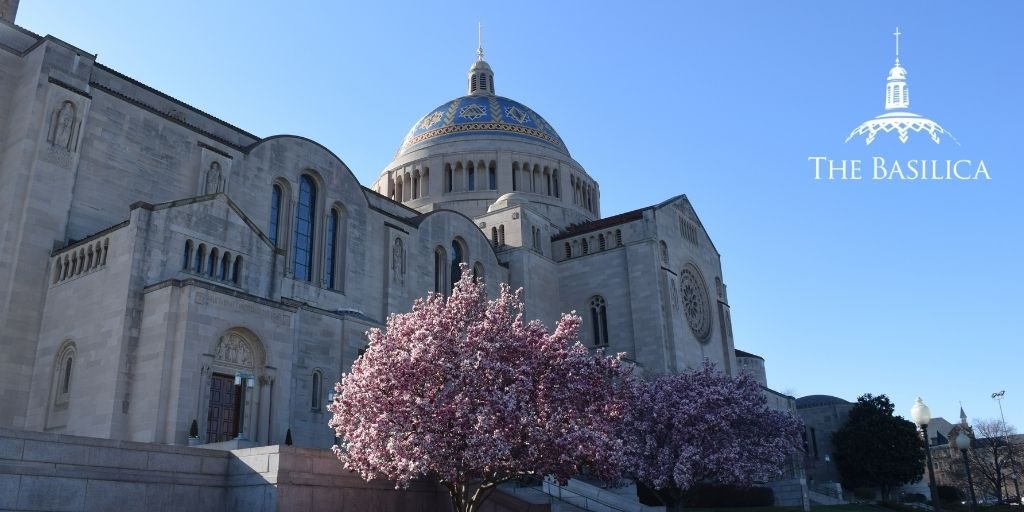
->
[
  {"left": 234, "top": 371, "right": 255, "bottom": 441},
  {"left": 956, "top": 427, "right": 978, "bottom": 512},
  {"left": 993, "top": 391, "right": 1021, "bottom": 502},
  {"left": 911, "top": 397, "right": 942, "bottom": 512}
]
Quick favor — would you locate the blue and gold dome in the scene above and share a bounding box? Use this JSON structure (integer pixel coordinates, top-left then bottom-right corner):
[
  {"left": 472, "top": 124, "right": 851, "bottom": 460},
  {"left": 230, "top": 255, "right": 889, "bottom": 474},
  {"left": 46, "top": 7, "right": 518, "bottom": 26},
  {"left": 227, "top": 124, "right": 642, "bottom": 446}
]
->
[{"left": 397, "top": 95, "right": 569, "bottom": 157}]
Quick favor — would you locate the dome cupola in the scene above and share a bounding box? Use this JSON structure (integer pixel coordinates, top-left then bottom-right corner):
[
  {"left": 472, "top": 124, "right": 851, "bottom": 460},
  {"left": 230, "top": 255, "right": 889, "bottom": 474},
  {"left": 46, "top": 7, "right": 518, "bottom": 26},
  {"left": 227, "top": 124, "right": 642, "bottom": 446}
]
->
[
  {"left": 884, "top": 27, "right": 909, "bottom": 110},
  {"left": 468, "top": 23, "right": 494, "bottom": 96}
]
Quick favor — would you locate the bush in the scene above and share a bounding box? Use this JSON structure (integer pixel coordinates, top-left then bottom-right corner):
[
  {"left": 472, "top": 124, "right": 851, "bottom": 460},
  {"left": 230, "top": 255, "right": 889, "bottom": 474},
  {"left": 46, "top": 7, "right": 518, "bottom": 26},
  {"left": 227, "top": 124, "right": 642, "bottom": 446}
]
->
[
  {"left": 681, "top": 483, "right": 775, "bottom": 507},
  {"left": 853, "top": 487, "right": 877, "bottom": 501},
  {"left": 880, "top": 501, "right": 924, "bottom": 512},
  {"left": 903, "top": 493, "right": 928, "bottom": 503},
  {"left": 937, "top": 485, "right": 962, "bottom": 503}
]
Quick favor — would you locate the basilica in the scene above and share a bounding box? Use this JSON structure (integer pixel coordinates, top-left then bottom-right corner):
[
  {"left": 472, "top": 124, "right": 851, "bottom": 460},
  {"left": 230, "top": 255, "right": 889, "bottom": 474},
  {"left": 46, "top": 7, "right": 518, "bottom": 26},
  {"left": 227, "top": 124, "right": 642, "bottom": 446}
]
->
[{"left": 0, "top": 7, "right": 792, "bottom": 454}]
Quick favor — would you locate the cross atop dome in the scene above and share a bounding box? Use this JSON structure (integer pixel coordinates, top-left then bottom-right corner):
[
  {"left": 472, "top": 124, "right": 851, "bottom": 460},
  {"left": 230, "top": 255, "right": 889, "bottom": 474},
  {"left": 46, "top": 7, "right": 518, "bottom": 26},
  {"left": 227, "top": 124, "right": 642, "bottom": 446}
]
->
[
  {"left": 477, "top": 22, "right": 484, "bottom": 61},
  {"left": 468, "top": 23, "right": 495, "bottom": 96},
  {"left": 893, "top": 26, "right": 901, "bottom": 66}
]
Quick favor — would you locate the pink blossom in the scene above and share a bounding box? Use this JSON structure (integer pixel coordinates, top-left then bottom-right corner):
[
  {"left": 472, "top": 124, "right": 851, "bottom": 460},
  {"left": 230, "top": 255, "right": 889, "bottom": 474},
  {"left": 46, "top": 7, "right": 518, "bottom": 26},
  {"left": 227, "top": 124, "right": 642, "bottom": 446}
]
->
[
  {"left": 624, "top": 361, "right": 804, "bottom": 495},
  {"left": 329, "top": 265, "right": 633, "bottom": 512}
]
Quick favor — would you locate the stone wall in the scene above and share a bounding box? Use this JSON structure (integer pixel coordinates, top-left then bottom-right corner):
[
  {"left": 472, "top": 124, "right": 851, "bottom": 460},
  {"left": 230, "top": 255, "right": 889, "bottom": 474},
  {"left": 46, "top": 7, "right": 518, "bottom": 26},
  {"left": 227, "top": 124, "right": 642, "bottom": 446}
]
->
[
  {"left": 0, "top": 427, "right": 547, "bottom": 512},
  {"left": 0, "top": 427, "right": 230, "bottom": 512}
]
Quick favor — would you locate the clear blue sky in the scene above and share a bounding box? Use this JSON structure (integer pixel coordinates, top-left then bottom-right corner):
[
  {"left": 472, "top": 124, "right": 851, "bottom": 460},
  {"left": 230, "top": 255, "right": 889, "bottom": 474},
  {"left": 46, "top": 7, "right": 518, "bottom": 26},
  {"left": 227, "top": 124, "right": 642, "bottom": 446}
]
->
[{"left": 18, "top": 1, "right": 1022, "bottom": 430}]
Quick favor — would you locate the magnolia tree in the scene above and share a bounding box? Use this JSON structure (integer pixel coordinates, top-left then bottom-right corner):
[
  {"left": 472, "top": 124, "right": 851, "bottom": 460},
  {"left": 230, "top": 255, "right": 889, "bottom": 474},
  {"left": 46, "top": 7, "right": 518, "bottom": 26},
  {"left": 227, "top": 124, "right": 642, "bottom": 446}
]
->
[
  {"left": 624, "top": 361, "right": 803, "bottom": 508},
  {"left": 329, "top": 267, "right": 633, "bottom": 512}
]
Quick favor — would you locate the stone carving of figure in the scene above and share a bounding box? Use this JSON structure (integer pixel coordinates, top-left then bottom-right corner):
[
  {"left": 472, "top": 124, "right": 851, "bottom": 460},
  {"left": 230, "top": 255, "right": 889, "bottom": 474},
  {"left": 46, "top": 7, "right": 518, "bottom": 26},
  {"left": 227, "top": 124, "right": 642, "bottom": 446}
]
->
[
  {"left": 0, "top": 0, "right": 19, "bottom": 22},
  {"left": 205, "top": 161, "right": 222, "bottom": 194},
  {"left": 50, "top": 101, "right": 76, "bottom": 151},
  {"left": 215, "top": 333, "right": 254, "bottom": 368},
  {"left": 392, "top": 238, "right": 405, "bottom": 285}
]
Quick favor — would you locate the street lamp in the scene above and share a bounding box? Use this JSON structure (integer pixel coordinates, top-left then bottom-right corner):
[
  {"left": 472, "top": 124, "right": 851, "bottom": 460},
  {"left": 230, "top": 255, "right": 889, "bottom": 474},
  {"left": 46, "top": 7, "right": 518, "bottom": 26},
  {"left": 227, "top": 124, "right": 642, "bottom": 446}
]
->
[
  {"left": 234, "top": 371, "right": 255, "bottom": 441},
  {"left": 911, "top": 397, "right": 942, "bottom": 512},
  {"left": 993, "top": 390, "right": 1021, "bottom": 502},
  {"left": 956, "top": 427, "right": 978, "bottom": 512}
]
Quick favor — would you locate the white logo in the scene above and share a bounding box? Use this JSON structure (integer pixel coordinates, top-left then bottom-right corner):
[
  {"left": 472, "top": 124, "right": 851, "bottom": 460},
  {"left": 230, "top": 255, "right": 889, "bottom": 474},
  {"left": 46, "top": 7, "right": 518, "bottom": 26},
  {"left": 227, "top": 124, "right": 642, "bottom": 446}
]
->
[{"left": 846, "top": 28, "right": 957, "bottom": 145}]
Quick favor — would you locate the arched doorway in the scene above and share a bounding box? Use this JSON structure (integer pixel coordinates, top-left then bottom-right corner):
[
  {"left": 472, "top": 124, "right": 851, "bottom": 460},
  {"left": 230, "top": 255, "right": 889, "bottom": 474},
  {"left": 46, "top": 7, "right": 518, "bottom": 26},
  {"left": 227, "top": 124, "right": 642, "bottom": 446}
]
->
[{"left": 204, "top": 330, "right": 265, "bottom": 443}]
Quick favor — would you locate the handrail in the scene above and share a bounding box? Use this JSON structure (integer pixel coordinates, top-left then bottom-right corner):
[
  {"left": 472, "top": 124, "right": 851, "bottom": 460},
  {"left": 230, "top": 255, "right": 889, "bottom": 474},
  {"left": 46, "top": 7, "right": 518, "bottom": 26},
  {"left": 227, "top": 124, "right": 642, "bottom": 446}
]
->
[{"left": 542, "top": 477, "right": 633, "bottom": 512}]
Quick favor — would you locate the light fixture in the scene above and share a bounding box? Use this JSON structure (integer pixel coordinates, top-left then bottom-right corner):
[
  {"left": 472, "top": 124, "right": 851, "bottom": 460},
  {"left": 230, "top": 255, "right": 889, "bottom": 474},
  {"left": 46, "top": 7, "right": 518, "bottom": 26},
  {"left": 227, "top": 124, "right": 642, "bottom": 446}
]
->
[{"left": 910, "top": 397, "right": 931, "bottom": 427}]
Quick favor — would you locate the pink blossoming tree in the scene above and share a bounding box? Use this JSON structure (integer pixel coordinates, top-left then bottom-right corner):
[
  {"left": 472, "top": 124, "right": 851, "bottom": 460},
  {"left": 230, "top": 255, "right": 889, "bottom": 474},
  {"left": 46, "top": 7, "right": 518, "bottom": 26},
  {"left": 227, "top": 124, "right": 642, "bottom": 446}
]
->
[
  {"left": 329, "top": 267, "right": 633, "bottom": 512},
  {"left": 624, "top": 361, "right": 803, "bottom": 509}
]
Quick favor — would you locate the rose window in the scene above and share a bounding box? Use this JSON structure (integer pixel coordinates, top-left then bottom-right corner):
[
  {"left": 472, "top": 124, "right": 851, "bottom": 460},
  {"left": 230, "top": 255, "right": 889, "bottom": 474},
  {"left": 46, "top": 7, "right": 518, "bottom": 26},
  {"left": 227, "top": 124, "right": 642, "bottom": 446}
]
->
[{"left": 680, "top": 266, "right": 712, "bottom": 341}]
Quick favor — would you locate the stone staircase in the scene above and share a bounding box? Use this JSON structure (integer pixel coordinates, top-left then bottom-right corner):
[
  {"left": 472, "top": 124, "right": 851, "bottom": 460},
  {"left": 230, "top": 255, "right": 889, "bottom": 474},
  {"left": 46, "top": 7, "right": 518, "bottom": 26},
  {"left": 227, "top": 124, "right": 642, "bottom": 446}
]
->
[
  {"left": 807, "top": 482, "right": 847, "bottom": 506},
  {"left": 539, "top": 477, "right": 665, "bottom": 512}
]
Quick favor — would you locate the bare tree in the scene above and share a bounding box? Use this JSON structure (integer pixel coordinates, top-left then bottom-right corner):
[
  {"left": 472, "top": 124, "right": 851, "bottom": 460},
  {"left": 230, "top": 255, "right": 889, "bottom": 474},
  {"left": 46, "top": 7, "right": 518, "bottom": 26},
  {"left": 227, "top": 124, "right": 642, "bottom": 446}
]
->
[{"left": 951, "top": 419, "right": 1024, "bottom": 502}]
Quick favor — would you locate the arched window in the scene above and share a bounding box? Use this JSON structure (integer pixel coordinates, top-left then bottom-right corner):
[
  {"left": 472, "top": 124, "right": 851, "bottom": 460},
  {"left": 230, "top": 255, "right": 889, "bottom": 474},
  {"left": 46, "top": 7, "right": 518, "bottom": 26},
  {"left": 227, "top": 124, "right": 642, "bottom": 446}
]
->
[
  {"left": 62, "top": 357, "right": 73, "bottom": 394},
  {"left": 434, "top": 246, "right": 447, "bottom": 294},
  {"left": 311, "top": 369, "right": 323, "bottom": 411},
  {"left": 598, "top": 234, "right": 606, "bottom": 251},
  {"left": 53, "top": 341, "right": 76, "bottom": 405},
  {"left": 325, "top": 209, "right": 339, "bottom": 289},
  {"left": 589, "top": 296, "right": 609, "bottom": 347},
  {"left": 564, "top": 242, "right": 571, "bottom": 259},
  {"left": 581, "top": 239, "right": 589, "bottom": 255},
  {"left": 220, "top": 252, "right": 230, "bottom": 280},
  {"left": 615, "top": 229, "right": 623, "bottom": 247},
  {"left": 270, "top": 184, "right": 282, "bottom": 245},
  {"left": 449, "top": 240, "right": 465, "bottom": 292},
  {"left": 660, "top": 241, "right": 669, "bottom": 263},
  {"left": 552, "top": 169, "right": 560, "bottom": 198},
  {"left": 207, "top": 248, "right": 218, "bottom": 277},
  {"left": 195, "top": 244, "right": 205, "bottom": 273},
  {"left": 293, "top": 175, "right": 317, "bottom": 281},
  {"left": 491, "top": 227, "right": 498, "bottom": 247},
  {"left": 445, "top": 164, "right": 453, "bottom": 193},
  {"left": 183, "top": 240, "right": 193, "bottom": 270},
  {"left": 412, "top": 173, "right": 420, "bottom": 200},
  {"left": 467, "top": 161, "right": 475, "bottom": 191},
  {"left": 498, "top": 225, "right": 505, "bottom": 246},
  {"left": 233, "top": 256, "right": 243, "bottom": 285},
  {"left": 488, "top": 161, "right": 497, "bottom": 190},
  {"left": 512, "top": 162, "right": 519, "bottom": 191}
]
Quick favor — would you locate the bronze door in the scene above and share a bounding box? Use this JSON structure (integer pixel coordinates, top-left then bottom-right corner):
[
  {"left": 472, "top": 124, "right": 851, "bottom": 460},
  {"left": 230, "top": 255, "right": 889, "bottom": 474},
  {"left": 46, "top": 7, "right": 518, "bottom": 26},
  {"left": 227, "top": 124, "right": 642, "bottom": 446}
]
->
[{"left": 206, "top": 373, "right": 240, "bottom": 443}]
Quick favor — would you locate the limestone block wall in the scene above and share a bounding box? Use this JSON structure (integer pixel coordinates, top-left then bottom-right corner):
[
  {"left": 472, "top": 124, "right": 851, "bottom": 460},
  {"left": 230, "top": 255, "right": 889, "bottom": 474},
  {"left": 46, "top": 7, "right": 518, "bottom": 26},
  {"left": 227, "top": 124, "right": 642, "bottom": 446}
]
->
[
  {"left": 557, "top": 242, "right": 640, "bottom": 361},
  {"left": 0, "top": 37, "right": 97, "bottom": 430},
  {"left": 0, "top": 427, "right": 230, "bottom": 512},
  {"left": 138, "top": 197, "right": 278, "bottom": 299},
  {"left": 0, "top": 427, "right": 549, "bottom": 512},
  {"left": 651, "top": 198, "right": 735, "bottom": 376},
  {"left": 25, "top": 225, "right": 132, "bottom": 438}
]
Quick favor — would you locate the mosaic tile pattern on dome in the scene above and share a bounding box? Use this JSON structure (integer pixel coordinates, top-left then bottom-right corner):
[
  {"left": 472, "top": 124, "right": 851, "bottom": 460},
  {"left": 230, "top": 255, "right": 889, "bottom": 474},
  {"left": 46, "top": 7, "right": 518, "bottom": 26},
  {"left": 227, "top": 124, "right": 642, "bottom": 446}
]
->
[{"left": 399, "top": 95, "right": 568, "bottom": 156}]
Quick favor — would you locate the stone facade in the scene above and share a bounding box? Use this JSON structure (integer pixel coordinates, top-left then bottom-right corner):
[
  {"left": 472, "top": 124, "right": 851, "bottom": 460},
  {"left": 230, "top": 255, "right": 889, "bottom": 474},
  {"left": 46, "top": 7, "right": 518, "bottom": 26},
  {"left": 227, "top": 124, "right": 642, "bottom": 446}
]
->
[
  {"left": 0, "top": 13, "right": 789, "bottom": 455},
  {"left": 0, "top": 427, "right": 540, "bottom": 512}
]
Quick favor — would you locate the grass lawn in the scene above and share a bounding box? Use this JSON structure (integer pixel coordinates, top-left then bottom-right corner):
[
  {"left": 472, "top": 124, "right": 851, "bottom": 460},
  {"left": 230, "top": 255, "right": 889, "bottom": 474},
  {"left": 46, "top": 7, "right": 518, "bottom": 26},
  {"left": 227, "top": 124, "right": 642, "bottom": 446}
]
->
[{"left": 686, "top": 506, "right": 888, "bottom": 512}]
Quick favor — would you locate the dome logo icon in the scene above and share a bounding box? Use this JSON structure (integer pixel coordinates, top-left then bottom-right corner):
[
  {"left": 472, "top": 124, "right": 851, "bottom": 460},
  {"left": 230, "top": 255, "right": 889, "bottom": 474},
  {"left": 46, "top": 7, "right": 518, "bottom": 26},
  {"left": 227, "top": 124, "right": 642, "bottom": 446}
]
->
[{"left": 845, "top": 27, "right": 958, "bottom": 146}]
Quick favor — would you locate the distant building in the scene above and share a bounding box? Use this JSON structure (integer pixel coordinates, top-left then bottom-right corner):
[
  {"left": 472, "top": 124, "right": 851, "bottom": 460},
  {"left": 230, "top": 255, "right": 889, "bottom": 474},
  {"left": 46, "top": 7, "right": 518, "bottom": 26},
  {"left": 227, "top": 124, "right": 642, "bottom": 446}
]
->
[{"left": 796, "top": 395, "right": 854, "bottom": 486}]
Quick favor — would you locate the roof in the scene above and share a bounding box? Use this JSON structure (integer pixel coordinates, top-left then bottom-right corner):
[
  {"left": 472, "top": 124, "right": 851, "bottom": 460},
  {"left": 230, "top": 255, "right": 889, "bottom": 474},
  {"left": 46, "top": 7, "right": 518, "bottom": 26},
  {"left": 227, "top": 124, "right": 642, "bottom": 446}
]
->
[
  {"left": 397, "top": 95, "right": 569, "bottom": 156},
  {"left": 553, "top": 207, "right": 645, "bottom": 241},
  {"left": 796, "top": 395, "right": 852, "bottom": 409},
  {"left": 734, "top": 349, "right": 764, "bottom": 360}
]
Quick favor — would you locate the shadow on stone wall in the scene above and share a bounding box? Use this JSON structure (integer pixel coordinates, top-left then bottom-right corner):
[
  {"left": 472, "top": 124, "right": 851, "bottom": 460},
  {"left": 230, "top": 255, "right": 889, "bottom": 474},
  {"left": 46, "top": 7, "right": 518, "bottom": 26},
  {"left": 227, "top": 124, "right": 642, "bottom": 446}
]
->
[{"left": 0, "top": 428, "right": 547, "bottom": 511}]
